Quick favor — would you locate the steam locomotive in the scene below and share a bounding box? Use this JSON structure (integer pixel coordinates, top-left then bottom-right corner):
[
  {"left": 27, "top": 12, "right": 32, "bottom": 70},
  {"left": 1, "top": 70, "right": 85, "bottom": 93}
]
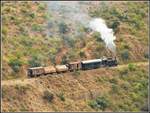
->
[{"left": 27, "top": 57, "right": 118, "bottom": 77}]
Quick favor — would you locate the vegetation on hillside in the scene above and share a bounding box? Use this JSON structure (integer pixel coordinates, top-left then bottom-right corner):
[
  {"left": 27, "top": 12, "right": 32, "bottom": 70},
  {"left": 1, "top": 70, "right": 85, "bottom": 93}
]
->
[
  {"left": 2, "top": 64, "right": 148, "bottom": 112},
  {"left": 1, "top": 1, "right": 149, "bottom": 79}
]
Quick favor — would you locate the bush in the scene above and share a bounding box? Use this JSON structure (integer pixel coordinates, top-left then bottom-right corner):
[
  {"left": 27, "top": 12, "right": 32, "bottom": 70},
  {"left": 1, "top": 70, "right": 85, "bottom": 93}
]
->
[
  {"left": 121, "top": 82, "right": 130, "bottom": 90},
  {"left": 32, "top": 24, "right": 43, "bottom": 31},
  {"left": 121, "top": 49, "right": 129, "bottom": 60},
  {"left": 28, "top": 55, "right": 42, "bottom": 67},
  {"left": 88, "top": 100, "right": 98, "bottom": 109},
  {"left": 109, "top": 78, "right": 118, "bottom": 84},
  {"left": 8, "top": 58, "right": 23, "bottom": 72},
  {"left": 119, "top": 68, "right": 128, "bottom": 75},
  {"left": 57, "top": 92, "right": 65, "bottom": 101},
  {"left": 110, "top": 20, "right": 120, "bottom": 33},
  {"left": 43, "top": 90, "right": 54, "bottom": 103},
  {"left": 89, "top": 96, "right": 109, "bottom": 111},
  {"left": 111, "top": 84, "right": 119, "bottom": 93},
  {"left": 29, "top": 13, "right": 35, "bottom": 18},
  {"left": 58, "top": 22, "right": 68, "bottom": 34},
  {"left": 15, "top": 85, "right": 30, "bottom": 94},
  {"left": 92, "top": 32, "right": 103, "bottom": 42},
  {"left": 63, "top": 37, "right": 75, "bottom": 48},
  {"left": 61, "top": 55, "right": 69, "bottom": 64},
  {"left": 79, "top": 51, "right": 86, "bottom": 58},
  {"left": 128, "top": 63, "right": 136, "bottom": 71}
]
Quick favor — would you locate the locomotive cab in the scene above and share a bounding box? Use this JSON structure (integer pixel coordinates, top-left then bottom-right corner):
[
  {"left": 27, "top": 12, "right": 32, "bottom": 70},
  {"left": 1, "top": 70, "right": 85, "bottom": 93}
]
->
[{"left": 107, "top": 57, "right": 118, "bottom": 67}]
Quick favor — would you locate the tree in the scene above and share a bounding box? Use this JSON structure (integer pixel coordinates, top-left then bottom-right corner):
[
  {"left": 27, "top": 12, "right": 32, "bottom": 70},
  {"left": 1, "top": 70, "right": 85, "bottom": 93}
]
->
[
  {"left": 58, "top": 22, "right": 68, "bottom": 34},
  {"left": 121, "top": 49, "right": 129, "bottom": 60},
  {"left": 8, "top": 58, "right": 23, "bottom": 72},
  {"left": 28, "top": 55, "right": 42, "bottom": 67}
]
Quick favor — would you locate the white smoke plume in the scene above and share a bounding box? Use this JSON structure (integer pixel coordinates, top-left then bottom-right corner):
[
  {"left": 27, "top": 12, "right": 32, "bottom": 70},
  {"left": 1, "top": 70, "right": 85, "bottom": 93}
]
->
[
  {"left": 89, "top": 18, "right": 116, "bottom": 53},
  {"left": 45, "top": 1, "right": 116, "bottom": 53}
]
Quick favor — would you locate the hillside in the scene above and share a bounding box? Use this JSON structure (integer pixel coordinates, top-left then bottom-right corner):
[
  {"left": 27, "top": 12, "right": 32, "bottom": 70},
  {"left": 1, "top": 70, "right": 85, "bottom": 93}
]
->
[
  {"left": 1, "top": 1, "right": 149, "bottom": 80},
  {"left": 2, "top": 62, "right": 148, "bottom": 112},
  {"left": 1, "top": 1, "right": 149, "bottom": 112}
]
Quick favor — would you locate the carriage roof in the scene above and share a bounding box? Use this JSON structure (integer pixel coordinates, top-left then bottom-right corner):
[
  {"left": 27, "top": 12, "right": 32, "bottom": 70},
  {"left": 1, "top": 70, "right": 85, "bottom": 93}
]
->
[
  {"left": 81, "top": 59, "right": 102, "bottom": 64},
  {"left": 28, "top": 67, "right": 43, "bottom": 70}
]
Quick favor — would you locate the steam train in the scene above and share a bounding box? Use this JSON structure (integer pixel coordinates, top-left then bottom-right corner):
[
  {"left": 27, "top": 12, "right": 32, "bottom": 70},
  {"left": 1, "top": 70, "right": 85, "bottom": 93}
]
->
[{"left": 27, "top": 57, "right": 118, "bottom": 77}]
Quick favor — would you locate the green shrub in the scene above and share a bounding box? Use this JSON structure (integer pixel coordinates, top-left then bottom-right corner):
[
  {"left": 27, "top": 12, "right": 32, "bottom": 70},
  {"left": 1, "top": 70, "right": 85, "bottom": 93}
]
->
[
  {"left": 111, "top": 20, "right": 120, "bottom": 33},
  {"left": 121, "top": 82, "right": 130, "bottom": 90},
  {"left": 121, "top": 50, "right": 129, "bottom": 60},
  {"left": 57, "top": 92, "right": 65, "bottom": 101},
  {"left": 96, "top": 76, "right": 109, "bottom": 83},
  {"left": 63, "top": 37, "right": 75, "bottom": 48},
  {"left": 119, "top": 68, "right": 128, "bottom": 75},
  {"left": 128, "top": 63, "right": 136, "bottom": 71},
  {"left": 20, "top": 36, "right": 33, "bottom": 47},
  {"left": 92, "top": 32, "right": 103, "bottom": 42},
  {"left": 79, "top": 51, "right": 86, "bottom": 58},
  {"left": 111, "top": 84, "right": 119, "bottom": 93},
  {"left": 61, "top": 55, "right": 69, "bottom": 64},
  {"left": 15, "top": 85, "right": 30, "bottom": 94},
  {"left": 109, "top": 78, "right": 118, "bottom": 84},
  {"left": 29, "top": 13, "right": 35, "bottom": 18},
  {"left": 32, "top": 24, "right": 43, "bottom": 31},
  {"left": 43, "top": 90, "right": 54, "bottom": 103},
  {"left": 8, "top": 58, "right": 23, "bottom": 72},
  {"left": 20, "top": 104, "right": 28, "bottom": 111},
  {"left": 38, "top": 3, "right": 46, "bottom": 10},
  {"left": 89, "top": 96, "right": 109, "bottom": 111},
  {"left": 58, "top": 22, "right": 68, "bottom": 34},
  {"left": 88, "top": 100, "right": 98, "bottom": 109},
  {"left": 28, "top": 55, "right": 42, "bottom": 67}
]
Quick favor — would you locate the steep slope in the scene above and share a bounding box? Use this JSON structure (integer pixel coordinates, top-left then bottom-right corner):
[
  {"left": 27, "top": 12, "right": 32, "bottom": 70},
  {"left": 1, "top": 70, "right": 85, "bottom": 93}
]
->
[
  {"left": 1, "top": 1, "right": 149, "bottom": 80},
  {"left": 2, "top": 62, "right": 148, "bottom": 112}
]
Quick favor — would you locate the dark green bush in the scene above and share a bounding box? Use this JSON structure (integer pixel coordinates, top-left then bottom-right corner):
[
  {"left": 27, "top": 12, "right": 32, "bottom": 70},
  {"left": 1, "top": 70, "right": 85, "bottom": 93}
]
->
[
  {"left": 88, "top": 100, "right": 98, "bottom": 109},
  {"left": 57, "top": 92, "right": 65, "bottom": 101},
  {"left": 121, "top": 49, "right": 129, "bottom": 60},
  {"left": 89, "top": 96, "right": 109, "bottom": 111},
  {"left": 109, "top": 78, "right": 118, "bottom": 84},
  {"left": 111, "top": 84, "right": 119, "bottom": 93},
  {"left": 61, "top": 55, "right": 69, "bottom": 64},
  {"left": 32, "top": 24, "right": 43, "bottom": 31},
  {"left": 29, "top": 13, "right": 35, "bottom": 18},
  {"left": 79, "top": 51, "right": 86, "bottom": 58},
  {"left": 43, "top": 90, "right": 54, "bottom": 103},
  {"left": 15, "top": 85, "right": 30, "bottom": 94},
  {"left": 63, "top": 36, "right": 75, "bottom": 48},
  {"left": 92, "top": 32, "right": 103, "bottom": 42},
  {"left": 58, "top": 22, "right": 68, "bottom": 34},
  {"left": 28, "top": 55, "right": 42, "bottom": 67},
  {"left": 119, "top": 68, "right": 128, "bottom": 75},
  {"left": 8, "top": 58, "right": 23, "bottom": 72},
  {"left": 128, "top": 63, "right": 136, "bottom": 71},
  {"left": 111, "top": 20, "right": 120, "bottom": 33}
]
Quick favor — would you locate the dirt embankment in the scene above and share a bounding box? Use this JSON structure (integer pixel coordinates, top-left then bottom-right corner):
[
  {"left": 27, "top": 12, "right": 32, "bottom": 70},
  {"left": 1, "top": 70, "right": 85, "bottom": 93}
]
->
[
  {"left": 2, "top": 61, "right": 148, "bottom": 86},
  {"left": 1, "top": 61, "right": 149, "bottom": 112}
]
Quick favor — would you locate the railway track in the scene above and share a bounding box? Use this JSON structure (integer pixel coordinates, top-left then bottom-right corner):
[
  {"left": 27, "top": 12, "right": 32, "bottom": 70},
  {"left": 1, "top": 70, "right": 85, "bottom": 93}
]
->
[{"left": 1, "top": 61, "right": 148, "bottom": 86}]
